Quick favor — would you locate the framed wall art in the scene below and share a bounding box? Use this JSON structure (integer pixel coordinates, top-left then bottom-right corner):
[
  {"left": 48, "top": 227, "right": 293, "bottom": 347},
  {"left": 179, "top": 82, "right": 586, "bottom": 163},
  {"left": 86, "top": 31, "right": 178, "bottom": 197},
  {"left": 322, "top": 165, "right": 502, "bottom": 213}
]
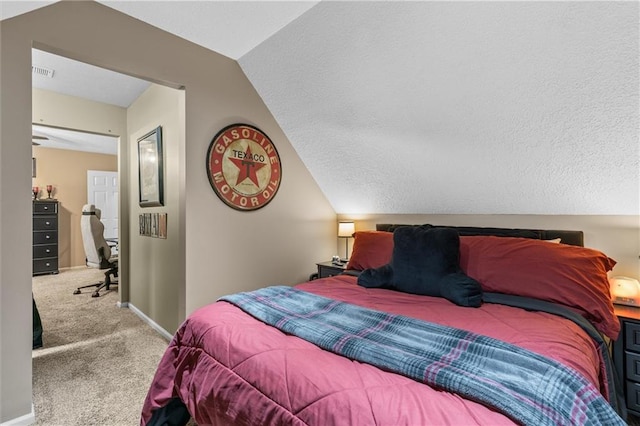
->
[
  {"left": 138, "top": 126, "right": 164, "bottom": 207},
  {"left": 206, "top": 123, "right": 282, "bottom": 211},
  {"left": 139, "top": 212, "right": 167, "bottom": 238}
]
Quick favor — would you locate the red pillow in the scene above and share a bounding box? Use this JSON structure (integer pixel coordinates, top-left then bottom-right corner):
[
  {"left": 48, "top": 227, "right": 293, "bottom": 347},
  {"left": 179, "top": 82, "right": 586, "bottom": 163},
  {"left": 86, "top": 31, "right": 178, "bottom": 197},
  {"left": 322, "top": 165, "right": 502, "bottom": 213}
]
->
[
  {"left": 459, "top": 236, "right": 619, "bottom": 340},
  {"left": 346, "top": 231, "right": 393, "bottom": 271}
]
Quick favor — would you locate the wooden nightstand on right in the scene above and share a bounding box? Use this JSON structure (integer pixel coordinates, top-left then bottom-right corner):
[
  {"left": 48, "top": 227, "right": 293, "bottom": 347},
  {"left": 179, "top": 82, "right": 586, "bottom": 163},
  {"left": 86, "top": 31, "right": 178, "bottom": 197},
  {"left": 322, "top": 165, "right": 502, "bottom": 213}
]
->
[
  {"left": 613, "top": 304, "right": 640, "bottom": 417},
  {"left": 315, "top": 261, "right": 347, "bottom": 279}
]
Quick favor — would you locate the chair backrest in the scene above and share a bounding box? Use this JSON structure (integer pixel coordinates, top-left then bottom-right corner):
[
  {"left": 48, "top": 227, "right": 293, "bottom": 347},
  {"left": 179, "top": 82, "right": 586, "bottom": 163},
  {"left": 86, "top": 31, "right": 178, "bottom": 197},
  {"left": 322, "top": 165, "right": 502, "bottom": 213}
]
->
[{"left": 81, "top": 204, "right": 112, "bottom": 269}]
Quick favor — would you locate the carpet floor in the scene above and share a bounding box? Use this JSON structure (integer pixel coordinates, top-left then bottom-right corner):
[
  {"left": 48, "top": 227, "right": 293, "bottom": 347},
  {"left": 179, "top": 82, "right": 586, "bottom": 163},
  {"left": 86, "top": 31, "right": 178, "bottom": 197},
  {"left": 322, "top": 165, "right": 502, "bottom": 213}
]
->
[{"left": 32, "top": 268, "right": 172, "bottom": 425}]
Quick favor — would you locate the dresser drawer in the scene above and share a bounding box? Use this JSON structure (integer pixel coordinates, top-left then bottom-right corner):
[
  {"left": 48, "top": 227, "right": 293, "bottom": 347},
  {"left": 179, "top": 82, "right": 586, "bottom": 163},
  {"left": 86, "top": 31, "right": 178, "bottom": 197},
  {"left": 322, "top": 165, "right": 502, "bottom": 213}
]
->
[
  {"left": 627, "top": 381, "right": 640, "bottom": 412},
  {"left": 33, "top": 202, "right": 58, "bottom": 214},
  {"left": 627, "top": 351, "right": 640, "bottom": 382},
  {"left": 33, "top": 216, "right": 57, "bottom": 231},
  {"left": 626, "top": 322, "right": 640, "bottom": 352},
  {"left": 33, "top": 231, "right": 58, "bottom": 245},
  {"left": 33, "top": 257, "right": 58, "bottom": 274},
  {"left": 33, "top": 244, "right": 57, "bottom": 259}
]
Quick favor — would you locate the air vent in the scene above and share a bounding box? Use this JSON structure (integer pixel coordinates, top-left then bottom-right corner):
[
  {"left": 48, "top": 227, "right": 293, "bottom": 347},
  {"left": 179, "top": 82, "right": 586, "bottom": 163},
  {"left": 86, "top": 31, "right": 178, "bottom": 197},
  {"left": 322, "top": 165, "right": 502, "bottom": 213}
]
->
[{"left": 32, "top": 65, "right": 54, "bottom": 78}]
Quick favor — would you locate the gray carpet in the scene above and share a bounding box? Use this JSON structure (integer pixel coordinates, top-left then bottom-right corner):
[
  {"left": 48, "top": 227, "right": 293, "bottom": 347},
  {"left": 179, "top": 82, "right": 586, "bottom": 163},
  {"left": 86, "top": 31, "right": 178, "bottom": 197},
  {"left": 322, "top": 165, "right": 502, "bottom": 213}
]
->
[{"left": 32, "top": 268, "right": 173, "bottom": 425}]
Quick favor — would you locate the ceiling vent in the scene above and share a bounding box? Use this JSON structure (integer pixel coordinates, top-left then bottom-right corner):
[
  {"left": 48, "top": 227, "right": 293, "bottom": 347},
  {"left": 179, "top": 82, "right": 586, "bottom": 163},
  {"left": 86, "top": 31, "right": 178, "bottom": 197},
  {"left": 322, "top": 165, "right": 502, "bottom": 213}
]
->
[{"left": 32, "top": 65, "right": 55, "bottom": 78}]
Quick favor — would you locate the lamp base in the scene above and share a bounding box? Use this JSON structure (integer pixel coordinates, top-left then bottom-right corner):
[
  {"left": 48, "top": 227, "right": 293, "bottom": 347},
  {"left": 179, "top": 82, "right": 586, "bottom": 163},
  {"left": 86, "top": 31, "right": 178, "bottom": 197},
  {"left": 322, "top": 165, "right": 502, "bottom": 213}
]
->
[
  {"left": 614, "top": 296, "right": 640, "bottom": 307},
  {"left": 343, "top": 239, "right": 350, "bottom": 264}
]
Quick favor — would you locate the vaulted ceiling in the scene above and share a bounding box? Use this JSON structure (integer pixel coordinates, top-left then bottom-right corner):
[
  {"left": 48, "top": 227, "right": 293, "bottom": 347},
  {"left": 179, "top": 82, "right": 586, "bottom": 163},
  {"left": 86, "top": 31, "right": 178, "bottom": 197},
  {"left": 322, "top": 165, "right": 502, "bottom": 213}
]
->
[{"left": 3, "top": 1, "right": 638, "bottom": 215}]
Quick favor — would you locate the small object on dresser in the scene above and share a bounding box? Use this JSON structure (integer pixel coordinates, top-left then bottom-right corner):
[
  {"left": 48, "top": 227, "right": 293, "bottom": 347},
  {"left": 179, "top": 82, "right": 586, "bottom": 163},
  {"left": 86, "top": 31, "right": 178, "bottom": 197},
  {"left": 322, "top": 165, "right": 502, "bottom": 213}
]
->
[
  {"left": 317, "top": 261, "right": 347, "bottom": 279},
  {"left": 32, "top": 186, "right": 39, "bottom": 200},
  {"left": 46, "top": 184, "right": 53, "bottom": 199}
]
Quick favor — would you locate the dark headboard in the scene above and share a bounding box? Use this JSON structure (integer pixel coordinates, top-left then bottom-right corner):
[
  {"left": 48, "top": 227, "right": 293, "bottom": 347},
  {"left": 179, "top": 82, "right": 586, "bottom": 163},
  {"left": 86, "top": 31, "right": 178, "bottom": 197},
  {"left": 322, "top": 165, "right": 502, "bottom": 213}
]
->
[{"left": 375, "top": 224, "right": 584, "bottom": 247}]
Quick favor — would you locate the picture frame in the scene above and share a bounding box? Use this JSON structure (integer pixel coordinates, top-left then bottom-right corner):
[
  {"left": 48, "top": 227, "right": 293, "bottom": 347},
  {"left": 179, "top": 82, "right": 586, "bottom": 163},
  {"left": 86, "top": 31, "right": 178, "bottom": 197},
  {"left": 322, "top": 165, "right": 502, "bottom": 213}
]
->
[
  {"left": 137, "top": 126, "right": 164, "bottom": 207},
  {"left": 139, "top": 212, "right": 167, "bottom": 239}
]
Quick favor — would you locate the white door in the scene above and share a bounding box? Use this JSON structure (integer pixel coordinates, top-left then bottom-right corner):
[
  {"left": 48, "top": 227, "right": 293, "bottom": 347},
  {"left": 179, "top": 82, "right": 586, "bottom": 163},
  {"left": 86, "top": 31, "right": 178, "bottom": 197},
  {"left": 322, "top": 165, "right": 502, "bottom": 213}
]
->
[{"left": 87, "top": 170, "right": 118, "bottom": 240}]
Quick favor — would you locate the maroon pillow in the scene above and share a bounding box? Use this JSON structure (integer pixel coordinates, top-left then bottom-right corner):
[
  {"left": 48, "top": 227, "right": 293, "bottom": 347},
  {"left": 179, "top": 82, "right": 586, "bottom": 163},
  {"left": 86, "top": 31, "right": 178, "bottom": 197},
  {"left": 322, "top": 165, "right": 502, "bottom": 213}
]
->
[
  {"left": 346, "top": 231, "right": 393, "bottom": 271},
  {"left": 459, "top": 236, "right": 619, "bottom": 340}
]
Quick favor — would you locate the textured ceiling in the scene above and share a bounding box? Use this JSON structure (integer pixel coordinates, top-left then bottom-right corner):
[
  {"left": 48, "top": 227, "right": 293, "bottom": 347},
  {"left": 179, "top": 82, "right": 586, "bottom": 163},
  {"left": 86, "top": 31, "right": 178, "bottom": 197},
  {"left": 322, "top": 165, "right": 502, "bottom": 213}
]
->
[
  {"left": 4, "top": 1, "right": 639, "bottom": 215},
  {"left": 32, "top": 49, "right": 150, "bottom": 109},
  {"left": 240, "top": 1, "right": 639, "bottom": 215},
  {"left": 1, "top": 1, "right": 318, "bottom": 61},
  {"left": 96, "top": 1, "right": 319, "bottom": 60}
]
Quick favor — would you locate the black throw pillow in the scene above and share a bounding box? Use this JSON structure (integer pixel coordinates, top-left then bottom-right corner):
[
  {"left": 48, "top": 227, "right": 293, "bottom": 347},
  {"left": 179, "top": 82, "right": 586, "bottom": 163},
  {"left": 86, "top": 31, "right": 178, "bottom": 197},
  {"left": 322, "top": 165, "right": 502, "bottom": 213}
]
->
[
  {"left": 358, "top": 264, "right": 394, "bottom": 289},
  {"left": 358, "top": 226, "right": 482, "bottom": 307}
]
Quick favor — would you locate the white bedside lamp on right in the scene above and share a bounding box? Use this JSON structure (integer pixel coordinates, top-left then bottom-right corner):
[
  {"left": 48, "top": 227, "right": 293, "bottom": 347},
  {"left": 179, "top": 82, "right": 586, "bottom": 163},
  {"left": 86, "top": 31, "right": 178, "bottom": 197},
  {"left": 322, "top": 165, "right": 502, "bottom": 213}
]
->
[{"left": 610, "top": 276, "right": 640, "bottom": 307}]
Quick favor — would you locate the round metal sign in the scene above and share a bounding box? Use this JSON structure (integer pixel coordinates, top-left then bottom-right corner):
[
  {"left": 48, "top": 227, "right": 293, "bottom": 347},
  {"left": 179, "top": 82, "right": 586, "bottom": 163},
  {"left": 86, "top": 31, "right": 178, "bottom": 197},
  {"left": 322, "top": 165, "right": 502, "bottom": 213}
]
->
[{"left": 206, "top": 124, "right": 282, "bottom": 211}]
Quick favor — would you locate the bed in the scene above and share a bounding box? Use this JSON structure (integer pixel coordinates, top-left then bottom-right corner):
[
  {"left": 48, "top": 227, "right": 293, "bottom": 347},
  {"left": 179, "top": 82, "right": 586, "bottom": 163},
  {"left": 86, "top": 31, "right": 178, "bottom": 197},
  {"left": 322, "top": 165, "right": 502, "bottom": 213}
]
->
[{"left": 141, "top": 224, "right": 626, "bottom": 425}]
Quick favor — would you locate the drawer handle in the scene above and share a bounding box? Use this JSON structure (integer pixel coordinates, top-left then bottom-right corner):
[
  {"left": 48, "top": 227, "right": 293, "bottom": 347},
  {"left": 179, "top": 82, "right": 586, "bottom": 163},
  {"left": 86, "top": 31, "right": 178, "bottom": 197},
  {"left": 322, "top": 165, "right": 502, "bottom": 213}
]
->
[
  {"left": 45, "top": 249, "right": 51, "bottom": 253},
  {"left": 45, "top": 221, "right": 50, "bottom": 225},
  {"left": 45, "top": 235, "right": 50, "bottom": 239},
  {"left": 43, "top": 206, "right": 48, "bottom": 210},
  {"left": 45, "top": 263, "right": 50, "bottom": 267}
]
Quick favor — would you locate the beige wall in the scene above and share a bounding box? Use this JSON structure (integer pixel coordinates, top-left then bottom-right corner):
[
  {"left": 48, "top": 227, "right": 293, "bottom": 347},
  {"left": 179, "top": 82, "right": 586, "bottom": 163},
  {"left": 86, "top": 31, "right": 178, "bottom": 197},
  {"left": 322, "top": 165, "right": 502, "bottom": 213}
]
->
[
  {"left": 32, "top": 88, "right": 126, "bottom": 137},
  {"left": 338, "top": 214, "right": 640, "bottom": 279},
  {"left": 0, "top": 2, "right": 336, "bottom": 422},
  {"left": 32, "top": 146, "right": 117, "bottom": 268},
  {"left": 127, "top": 84, "right": 184, "bottom": 334}
]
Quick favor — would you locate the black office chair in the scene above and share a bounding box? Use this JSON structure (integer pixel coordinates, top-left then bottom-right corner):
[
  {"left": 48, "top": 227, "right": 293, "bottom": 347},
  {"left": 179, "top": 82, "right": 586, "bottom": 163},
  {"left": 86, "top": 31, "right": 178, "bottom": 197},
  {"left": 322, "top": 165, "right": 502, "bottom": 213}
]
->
[{"left": 73, "top": 204, "right": 118, "bottom": 297}]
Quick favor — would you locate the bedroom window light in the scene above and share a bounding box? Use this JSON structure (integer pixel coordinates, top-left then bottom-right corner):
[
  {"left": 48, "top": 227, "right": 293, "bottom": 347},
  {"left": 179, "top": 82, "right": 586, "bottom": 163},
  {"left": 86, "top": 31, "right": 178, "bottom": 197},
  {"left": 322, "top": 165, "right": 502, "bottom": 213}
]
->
[{"left": 338, "top": 221, "right": 355, "bottom": 261}]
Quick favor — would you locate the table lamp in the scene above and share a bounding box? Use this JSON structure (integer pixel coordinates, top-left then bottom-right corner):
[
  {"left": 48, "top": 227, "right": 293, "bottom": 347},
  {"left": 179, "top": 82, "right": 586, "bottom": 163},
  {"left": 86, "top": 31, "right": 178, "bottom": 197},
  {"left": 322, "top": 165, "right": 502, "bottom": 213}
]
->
[
  {"left": 610, "top": 276, "right": 640, "bottom": 307},
  {"left": 338, "top": 221, "right": 355, "bottom": 262}
]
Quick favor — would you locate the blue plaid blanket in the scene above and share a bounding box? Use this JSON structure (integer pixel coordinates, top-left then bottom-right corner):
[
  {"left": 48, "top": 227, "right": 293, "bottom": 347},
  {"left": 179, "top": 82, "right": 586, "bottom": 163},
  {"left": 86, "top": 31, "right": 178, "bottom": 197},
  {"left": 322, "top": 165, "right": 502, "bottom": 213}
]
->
[{"left": 220, "top": 286, "right": 624, "bottom": 426}]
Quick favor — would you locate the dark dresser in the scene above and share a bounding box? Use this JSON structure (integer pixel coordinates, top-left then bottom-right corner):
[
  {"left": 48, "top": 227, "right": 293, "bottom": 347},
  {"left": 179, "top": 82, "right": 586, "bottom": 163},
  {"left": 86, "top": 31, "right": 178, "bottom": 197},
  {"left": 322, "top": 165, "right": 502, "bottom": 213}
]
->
[
  {"left": 613, "top": 304, "right": 640, "bottom": 417},
  {"left": 33, "top": 200, "right": 59, "bottom": 275}
]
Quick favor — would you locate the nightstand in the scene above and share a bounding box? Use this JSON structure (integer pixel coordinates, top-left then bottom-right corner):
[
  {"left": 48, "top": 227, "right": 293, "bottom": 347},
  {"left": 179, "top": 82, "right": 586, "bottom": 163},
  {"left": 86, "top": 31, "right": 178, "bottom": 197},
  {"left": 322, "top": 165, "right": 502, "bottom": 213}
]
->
[
  {"left": 613, "top": 304, "right": 640, "bottom": 416},
  {"left": 316, "top": 261, "right": 347, "bottom": 279}
]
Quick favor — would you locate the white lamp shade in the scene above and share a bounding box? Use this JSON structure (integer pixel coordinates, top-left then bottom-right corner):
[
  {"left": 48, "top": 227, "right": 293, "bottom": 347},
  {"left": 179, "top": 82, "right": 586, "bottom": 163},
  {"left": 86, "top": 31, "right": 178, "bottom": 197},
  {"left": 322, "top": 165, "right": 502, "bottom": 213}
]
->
[
  {"left": 610, "top": 276, "right": 640, "bottom": 300},
  {"left": 338, "top": 222, "right": 355, "bottom": 238}
]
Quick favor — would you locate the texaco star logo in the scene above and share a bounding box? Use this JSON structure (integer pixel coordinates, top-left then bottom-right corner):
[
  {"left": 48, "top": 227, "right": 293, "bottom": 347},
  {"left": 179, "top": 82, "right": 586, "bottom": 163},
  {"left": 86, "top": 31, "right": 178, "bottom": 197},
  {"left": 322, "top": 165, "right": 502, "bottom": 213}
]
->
[{"left": 206, "top": 124, "right": 282, "bottom": 211}]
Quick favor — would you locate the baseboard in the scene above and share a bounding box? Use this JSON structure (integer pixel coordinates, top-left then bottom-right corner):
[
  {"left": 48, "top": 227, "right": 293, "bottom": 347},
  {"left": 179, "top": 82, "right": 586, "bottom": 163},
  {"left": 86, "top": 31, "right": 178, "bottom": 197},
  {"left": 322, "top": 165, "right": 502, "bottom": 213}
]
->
[
  {"left": 58, "top": 266, "right": 88, "bottom": 271},
  {"left": 1, "top": 405, "right": 35, "bottom": 426},
  {"left": 124, "top": 303, "right": 173, "bottom": 341}
]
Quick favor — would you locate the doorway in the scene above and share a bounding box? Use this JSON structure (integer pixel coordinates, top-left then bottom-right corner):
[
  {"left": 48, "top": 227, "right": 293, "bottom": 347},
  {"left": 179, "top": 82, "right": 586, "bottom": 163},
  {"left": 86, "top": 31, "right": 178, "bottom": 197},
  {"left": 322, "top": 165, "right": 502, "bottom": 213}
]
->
[
  {"left": 87, "top": 170, "right": 118, "bottom": 240},
  {"left": 31, "top": 126, "right": 119, "bottom": 269},
  {"left": 31, "top": 46, "right": 147, "bottom": 295}
]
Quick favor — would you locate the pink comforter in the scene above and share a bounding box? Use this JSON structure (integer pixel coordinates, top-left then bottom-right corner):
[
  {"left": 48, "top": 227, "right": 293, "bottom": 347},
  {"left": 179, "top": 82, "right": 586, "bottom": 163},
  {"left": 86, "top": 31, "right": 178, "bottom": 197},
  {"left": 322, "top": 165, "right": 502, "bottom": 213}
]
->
[{"left": 141, "top": 275, "right": 607, "bottom": 425}]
